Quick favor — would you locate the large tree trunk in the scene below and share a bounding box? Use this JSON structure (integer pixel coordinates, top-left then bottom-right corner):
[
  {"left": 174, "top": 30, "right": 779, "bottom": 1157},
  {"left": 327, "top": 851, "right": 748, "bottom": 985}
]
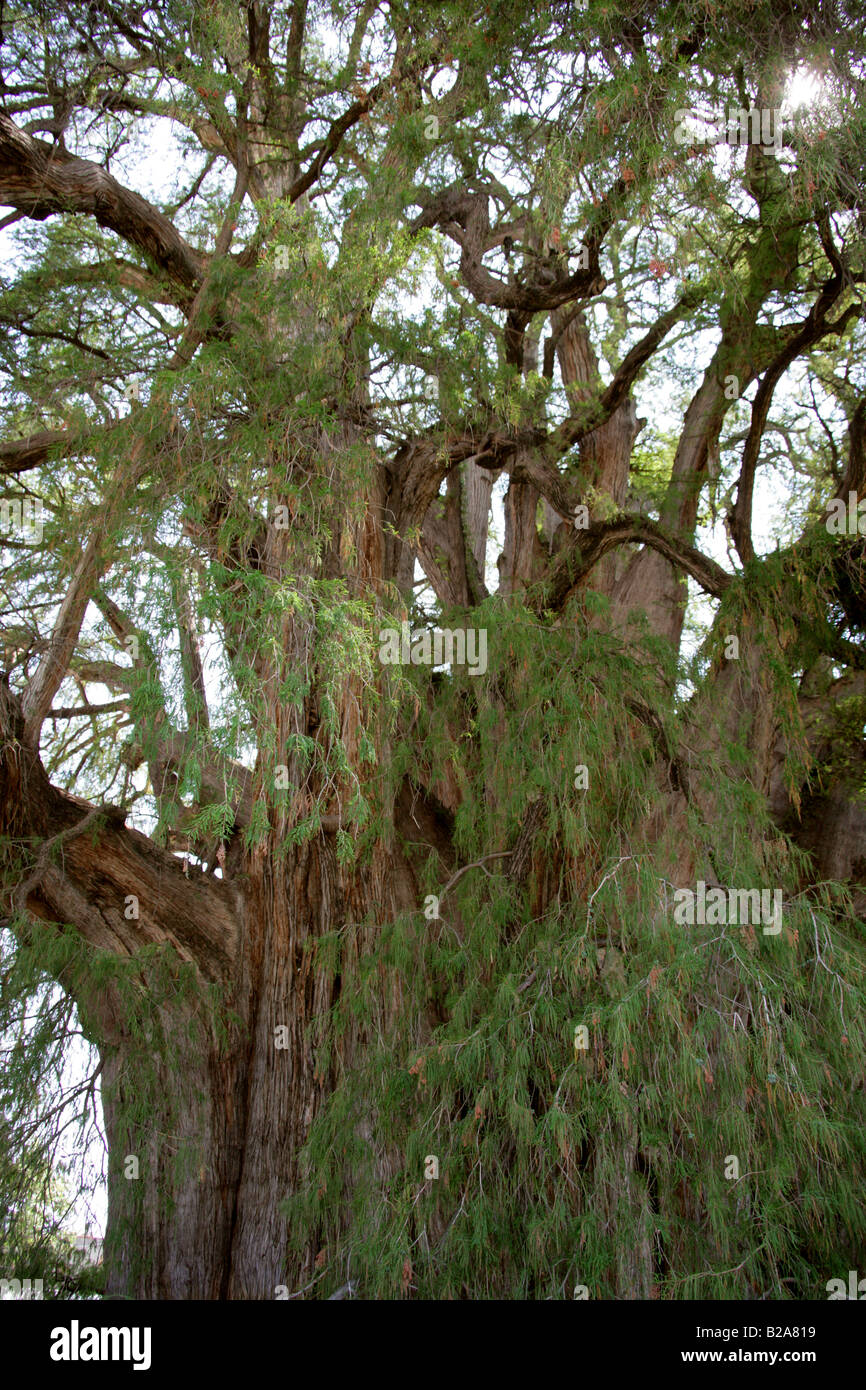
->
[
  {"left": 99, "top": 834, "right": 411, "bottom": 1299},
  {"left": 3, "top": 720, "right": 420, "bottom": 1298},
  {"left": 101, "top": 1008, "right": 244, "bottom": 1299}
]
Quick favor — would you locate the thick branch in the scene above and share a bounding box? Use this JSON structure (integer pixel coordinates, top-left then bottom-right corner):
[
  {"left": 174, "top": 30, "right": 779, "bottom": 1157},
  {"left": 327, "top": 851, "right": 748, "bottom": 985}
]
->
[
  {"left": 545, "top": 515, "right": 732, "bottom": 612},
  {"left": 0, "top": 113, "right": 205, "bottom": 292},
  {"left": 410, "top": 185, "right": 606, "bottom": 312},
  {"left": 0, "top": 684, "right": 239, "bottom": 982},
  {"left": 0, "top": 428, "right": 76, "bottom": 475}
]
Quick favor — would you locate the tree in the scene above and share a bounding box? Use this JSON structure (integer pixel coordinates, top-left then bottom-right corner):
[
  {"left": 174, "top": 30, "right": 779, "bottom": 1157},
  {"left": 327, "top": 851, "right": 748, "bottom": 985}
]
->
[
  {"left": 0, "top": 0, "right": 864, "bottom": 1299},
  {"left": 0, "top": 1138, "right": 105, "bottom": 1301}
]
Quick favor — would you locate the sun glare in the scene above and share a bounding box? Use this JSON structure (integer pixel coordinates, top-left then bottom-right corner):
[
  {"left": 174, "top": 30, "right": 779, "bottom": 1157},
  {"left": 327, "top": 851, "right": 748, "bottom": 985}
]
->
[{"left": 784, "top": 65, "right": 823, "bottom": 111}]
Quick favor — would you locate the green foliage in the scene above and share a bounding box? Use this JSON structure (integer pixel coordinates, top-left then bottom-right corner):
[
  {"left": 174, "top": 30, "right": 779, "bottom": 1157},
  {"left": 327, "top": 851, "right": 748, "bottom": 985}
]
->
[
  {"left": 284, "top": 596, "right": 865, "bottom": 1298},
  {"left": 0, "top": 1139, "right": 105, "bottom": 1300}
]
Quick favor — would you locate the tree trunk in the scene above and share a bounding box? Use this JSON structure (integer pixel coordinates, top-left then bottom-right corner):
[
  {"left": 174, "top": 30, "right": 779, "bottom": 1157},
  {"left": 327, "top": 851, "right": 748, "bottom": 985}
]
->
[{"left": 63, "top": 814, "right": 425, "bottom": 1299}]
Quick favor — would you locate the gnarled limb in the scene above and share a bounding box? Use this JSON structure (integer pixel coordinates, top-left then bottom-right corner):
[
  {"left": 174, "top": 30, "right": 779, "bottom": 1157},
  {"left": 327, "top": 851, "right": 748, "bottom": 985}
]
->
[
  {"left": 0, "top": 684, "right": 239, "bottom": 984},
  {"left": 544, "top": 514, "right": 732, "bottom": 612},
  {"left": 0, "top": 114, "right": 206, "bottom": 293}
]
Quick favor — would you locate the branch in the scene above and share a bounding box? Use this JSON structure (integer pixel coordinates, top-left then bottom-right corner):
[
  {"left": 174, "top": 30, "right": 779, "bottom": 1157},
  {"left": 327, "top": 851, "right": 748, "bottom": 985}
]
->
[
  {"left": 171, "top": 572, "right": 210, "bottom": 735},
  {"left": 0, "top": 428, "right": 80, "bottom": 476},
  {"left": 34, "top": 256, "right": 193, "bottom": 309},
  {"left": 47, "top": 699, "right": 128, "bottom": 719},
  {"left": 544, "top": 515, "right": 732, "bottom": 612},
  {"left": 288, "top": 46, "right": 429, "bottom": 204},
  {"left": 0, "top": 685, "right": 238, "bottom": 982},
  {"left": 20, "top": 531, "right": 105, "bottom": 747},
  {"left": 732, "top": 240, "right": 860, "bottom": 563},
  {"left": 0, "top": 113, "right": 205, "bottom": 292},
  {"left": 410, "top": 185, "right": 606, "bottom": 312},
  {"left": 550, "top": 288, "right": 703, "bottom": 455}
]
